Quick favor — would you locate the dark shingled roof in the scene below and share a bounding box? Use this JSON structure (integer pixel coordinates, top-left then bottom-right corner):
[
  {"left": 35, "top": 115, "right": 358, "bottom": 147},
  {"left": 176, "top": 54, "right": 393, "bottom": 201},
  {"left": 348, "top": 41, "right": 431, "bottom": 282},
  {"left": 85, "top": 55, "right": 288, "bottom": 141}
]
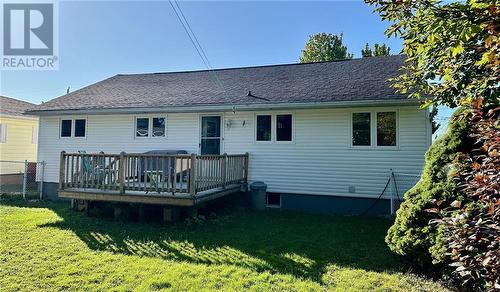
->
[
  {"left": 0, "top": 96, "right": 37, "bottom": 117},
  {"left": 30, "top": 55, "right": 409, "bottom": 113}
]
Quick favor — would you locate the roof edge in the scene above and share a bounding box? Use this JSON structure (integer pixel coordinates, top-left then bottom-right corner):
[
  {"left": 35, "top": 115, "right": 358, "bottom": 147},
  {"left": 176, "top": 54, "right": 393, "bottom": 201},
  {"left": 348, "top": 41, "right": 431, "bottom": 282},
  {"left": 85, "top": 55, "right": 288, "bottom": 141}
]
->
[
  {"left": 116, "top": 54, "right": 405, "bottom": 76},
  {"left": 28, "top": 99, "right": 419, "bottom": 116},
  {"left": 0, "top": 113, "right": 38, "bottom": 120}
]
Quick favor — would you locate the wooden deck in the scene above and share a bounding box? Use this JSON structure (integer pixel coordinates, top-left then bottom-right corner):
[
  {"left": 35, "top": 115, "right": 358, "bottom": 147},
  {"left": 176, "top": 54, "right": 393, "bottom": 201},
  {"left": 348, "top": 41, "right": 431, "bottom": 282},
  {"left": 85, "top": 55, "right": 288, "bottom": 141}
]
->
[{"left": 58, "top": 152, "right": 249, "bottom": 206}]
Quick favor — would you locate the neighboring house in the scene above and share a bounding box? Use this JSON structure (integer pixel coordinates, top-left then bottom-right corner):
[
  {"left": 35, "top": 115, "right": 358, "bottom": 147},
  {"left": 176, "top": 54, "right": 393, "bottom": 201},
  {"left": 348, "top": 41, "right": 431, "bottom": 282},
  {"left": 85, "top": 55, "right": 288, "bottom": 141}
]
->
[
  {"left": 0, "top": 96, "right": 38, "bottom": 180},
  {"left": 28, "top": 55, "right": 432, "bottom": 215}
]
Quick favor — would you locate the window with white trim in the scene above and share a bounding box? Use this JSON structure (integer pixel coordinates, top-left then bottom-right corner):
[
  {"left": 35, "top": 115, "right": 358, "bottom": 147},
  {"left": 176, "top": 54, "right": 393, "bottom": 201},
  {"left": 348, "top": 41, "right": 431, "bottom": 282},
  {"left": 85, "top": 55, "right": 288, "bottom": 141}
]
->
[
  {"left": 60, "top": 119, "right": 72, "bottom": 137},
  {"left": 0, "top": 124, "right": 7, "bottom": 143},
  {"left": 152, "top": 117, "right": 166, "bottom": 137},
  {"left": 255, "top": 113, "right": 294, "bottom": 143},
  {"left": 352, "top": 112, "right": 371, "bottom": 146},
  {"left": 276, "top": 114, "right": 292, "bottom": 142},
  {"left": 60, "top": 118, "right": 86, "bottom": 138},
  {"left": 256, "top": 115, "right": 272, "bottom": 142},
  {"left": 136, "top": 118, "right": 149, "bottom": 137},
  {"left": 351, "top": 111, "right": 397, "bottom": 147},
  {"left": 135, "top": 117, "right": 166, "bottom": 138},
  {"left": 376, "top": 112, "right": 397, "bottom": 146},
  {"left": 74, "top": 119, "right": 86, "bottom": 137},
  {"left": 32, "top": 126, "right": 38, "bottom": 144},
  {"left": 266, "top": 193, "right": 281, "bottom": 208}
]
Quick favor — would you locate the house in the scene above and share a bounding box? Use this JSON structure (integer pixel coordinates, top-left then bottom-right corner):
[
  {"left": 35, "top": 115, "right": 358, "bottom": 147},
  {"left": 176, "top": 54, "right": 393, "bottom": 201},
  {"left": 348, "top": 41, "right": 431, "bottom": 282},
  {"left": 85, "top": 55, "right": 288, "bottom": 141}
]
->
[
  {"left": 0, "top": 96, "right": 39, "bottom": 184},
  {"left": 27, "top": 55, "right": 431, "bottom": 215}
]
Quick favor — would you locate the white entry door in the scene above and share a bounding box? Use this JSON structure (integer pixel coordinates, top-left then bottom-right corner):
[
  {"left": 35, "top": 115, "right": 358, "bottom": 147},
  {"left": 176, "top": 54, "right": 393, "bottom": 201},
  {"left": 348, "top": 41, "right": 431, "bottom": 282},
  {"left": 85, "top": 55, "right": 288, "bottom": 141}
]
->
[{"left": 200, "top": 116, "right": 222, "bottom": 155}]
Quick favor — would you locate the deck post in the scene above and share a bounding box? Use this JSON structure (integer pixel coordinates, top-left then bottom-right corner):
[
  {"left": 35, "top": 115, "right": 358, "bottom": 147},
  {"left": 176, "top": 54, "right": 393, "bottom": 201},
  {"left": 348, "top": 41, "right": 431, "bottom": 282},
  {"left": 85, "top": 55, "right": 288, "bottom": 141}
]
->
[
  {"left": 59, "top": 151, "right": 66, "bottom": 190},
  {"left": 243, "top": 152, "right": 249, "bottom": 183},
  {"left": 119, "top": 152, "right": 126, "bottom": 194},
  {"left": 189, "top": 154, "right": 197, "bottom": 196},
  {"left": 222, "top": 153, "right": 227, "bottom": 189}
]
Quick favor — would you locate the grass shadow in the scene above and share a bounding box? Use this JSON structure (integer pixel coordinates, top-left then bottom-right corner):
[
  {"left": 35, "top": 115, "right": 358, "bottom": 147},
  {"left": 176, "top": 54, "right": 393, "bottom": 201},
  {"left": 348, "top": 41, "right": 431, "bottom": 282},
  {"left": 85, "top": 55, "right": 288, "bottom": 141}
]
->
[{"left": 2, "top": 196, "right": 410, "bottom": 283}]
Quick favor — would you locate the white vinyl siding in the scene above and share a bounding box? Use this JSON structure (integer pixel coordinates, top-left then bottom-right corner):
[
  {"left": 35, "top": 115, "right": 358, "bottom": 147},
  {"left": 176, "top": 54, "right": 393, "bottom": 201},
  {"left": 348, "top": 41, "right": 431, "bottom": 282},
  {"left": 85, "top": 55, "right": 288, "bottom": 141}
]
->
[{"left": 38, "top": 106, "right": 430, "bottom": 199}]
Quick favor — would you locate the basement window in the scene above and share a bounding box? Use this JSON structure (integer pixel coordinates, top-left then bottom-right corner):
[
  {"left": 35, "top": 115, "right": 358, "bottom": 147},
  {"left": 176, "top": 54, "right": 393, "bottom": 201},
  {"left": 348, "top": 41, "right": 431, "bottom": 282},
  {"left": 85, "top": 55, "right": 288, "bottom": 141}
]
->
[{"left": 266, "top": 193, "right": 281, "bottom": 208}]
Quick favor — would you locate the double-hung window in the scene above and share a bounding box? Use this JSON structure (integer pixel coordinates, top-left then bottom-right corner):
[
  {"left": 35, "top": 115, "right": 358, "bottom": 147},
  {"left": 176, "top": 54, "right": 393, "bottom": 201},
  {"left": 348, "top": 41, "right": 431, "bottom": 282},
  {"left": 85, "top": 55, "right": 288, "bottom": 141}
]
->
[
  {"left": 135, "top": 117, "right": 166, "bottom": 138},
  {"left": 351, "top": 111, "right": 397, "bottom": 147}
]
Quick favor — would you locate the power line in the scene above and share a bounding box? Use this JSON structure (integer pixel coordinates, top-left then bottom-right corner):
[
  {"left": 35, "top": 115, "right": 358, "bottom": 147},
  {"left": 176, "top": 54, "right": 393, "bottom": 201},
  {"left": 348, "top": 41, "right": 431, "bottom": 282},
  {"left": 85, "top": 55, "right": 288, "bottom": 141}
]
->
[
  {"left": 173, "top": 0, "right": 212, "bottom": 69},
  {"left": 168, "top": 0, "right": 210, "bottom": 72},
  {"left": 168, "top": 0, "right": 235, "bottom": 111}
]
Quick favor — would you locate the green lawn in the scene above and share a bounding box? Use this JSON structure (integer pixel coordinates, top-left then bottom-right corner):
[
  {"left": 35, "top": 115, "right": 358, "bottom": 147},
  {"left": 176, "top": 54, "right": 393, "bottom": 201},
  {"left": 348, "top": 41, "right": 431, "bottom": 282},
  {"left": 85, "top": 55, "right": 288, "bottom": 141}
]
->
[{"left": 0, "top": 197, "right": 447, "bottom": 291}]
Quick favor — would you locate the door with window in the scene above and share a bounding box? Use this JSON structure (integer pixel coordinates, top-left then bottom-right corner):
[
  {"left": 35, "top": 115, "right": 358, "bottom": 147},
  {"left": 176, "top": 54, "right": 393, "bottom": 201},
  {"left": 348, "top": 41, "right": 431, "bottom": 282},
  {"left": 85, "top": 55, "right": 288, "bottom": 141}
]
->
[{"left": 200, "top": 116, "right": 221, "bottom": 155}]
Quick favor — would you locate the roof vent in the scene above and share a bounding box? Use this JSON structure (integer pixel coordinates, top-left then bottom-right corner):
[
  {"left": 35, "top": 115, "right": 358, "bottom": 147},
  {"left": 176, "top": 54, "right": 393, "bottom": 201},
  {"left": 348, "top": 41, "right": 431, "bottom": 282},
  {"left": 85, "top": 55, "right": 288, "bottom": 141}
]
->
[{"left": 246, "top": 90, "right": 270, "bottom": 101}]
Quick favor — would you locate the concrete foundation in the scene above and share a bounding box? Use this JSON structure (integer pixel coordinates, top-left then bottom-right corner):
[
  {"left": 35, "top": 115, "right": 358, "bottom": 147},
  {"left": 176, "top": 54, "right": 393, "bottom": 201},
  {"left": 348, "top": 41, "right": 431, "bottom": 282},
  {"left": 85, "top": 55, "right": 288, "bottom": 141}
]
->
[{"left": 40, "top": 181, "right": 391, "bottom": 216}]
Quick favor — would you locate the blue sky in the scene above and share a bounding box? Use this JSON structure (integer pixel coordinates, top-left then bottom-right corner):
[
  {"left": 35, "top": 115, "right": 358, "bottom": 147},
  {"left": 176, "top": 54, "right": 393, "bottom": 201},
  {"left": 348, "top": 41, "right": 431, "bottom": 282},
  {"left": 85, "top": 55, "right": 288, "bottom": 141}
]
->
[{"left": 0, "top": 0, "right": 451, "bottom": 134}]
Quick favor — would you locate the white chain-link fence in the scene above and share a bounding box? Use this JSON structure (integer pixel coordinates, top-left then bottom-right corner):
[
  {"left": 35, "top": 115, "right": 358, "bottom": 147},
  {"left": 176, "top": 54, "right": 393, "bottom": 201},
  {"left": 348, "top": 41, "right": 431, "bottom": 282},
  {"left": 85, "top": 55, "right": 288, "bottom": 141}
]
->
[{"left": 0, "top": 160, "right": 45, "bottom": 199}]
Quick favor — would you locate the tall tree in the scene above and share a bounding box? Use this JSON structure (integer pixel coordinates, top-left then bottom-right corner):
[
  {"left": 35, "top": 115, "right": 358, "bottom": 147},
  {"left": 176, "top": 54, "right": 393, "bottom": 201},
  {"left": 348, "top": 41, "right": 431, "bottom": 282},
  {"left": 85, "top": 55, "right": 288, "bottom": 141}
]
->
[
  {"left": 364, "top": 0, "right": 499, "bottom": 109},
  {"left": 361, "top": 43, "right": 391, "bottom": 57},
  {"left": 429, "top": 106, "right": 440, "bottom": 134},
  {"left": 299, "top": 33, "right": 353, "bottom": 63},
  {"left": 361, "top": 43, "right": 373, "bottom": 57}
]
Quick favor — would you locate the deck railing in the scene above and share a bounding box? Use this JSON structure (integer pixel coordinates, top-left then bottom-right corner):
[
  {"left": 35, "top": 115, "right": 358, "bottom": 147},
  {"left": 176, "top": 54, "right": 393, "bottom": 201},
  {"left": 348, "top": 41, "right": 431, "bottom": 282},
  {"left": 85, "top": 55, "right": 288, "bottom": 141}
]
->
[{"left": 59, "top": 151, "right": 249, "bottom": 196}]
